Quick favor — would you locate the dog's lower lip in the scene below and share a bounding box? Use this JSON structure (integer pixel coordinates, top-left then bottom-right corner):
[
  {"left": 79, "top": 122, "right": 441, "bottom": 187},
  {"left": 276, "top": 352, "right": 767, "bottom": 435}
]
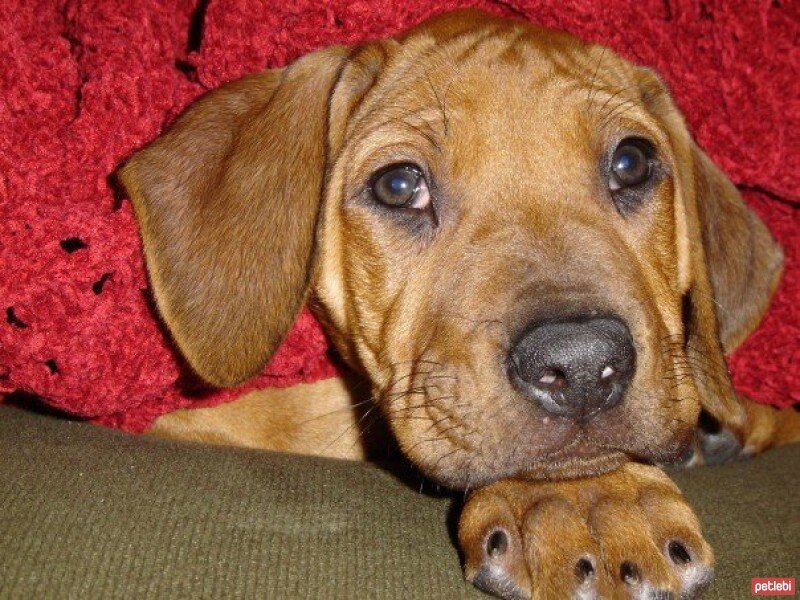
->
[
  {"left": 508, "top": 433, "right": 628, "bottom": 477},
  {"left": 541, "top": 430, "right": 601, "bottom": 459},
  {"left": 541, "top": 441, "right": 613, "bottom": 465},
  {"left": 517, "top": 450, "right": 629, "bottom": 481}
]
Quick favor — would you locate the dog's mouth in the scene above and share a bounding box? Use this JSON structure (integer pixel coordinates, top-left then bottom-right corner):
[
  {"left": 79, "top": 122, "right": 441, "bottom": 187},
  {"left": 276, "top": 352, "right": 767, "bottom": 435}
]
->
[
  {"left": 520, "top": 425, "right": 693, "bottom": 480},
  {"left": 385, "top": 393, "right": 696, "bottom": 489},
  {"left": 488, "top": 430, "right": 638, "bottom": 483}
]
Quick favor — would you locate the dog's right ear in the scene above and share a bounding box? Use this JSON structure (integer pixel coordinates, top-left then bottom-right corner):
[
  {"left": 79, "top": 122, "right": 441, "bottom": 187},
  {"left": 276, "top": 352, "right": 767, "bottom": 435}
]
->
[{"left": 119, "top": 47, "right": 349, "bottom": 387}]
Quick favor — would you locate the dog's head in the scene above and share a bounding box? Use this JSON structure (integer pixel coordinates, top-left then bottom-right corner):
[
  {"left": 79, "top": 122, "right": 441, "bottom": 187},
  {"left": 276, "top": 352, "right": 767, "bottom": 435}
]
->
[{"left": 120, "top": 10, "right": 782, "bottom": 487}]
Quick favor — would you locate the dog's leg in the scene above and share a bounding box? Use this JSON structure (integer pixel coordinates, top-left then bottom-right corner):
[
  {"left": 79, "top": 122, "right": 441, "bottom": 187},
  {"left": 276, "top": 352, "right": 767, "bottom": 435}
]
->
[
  {"left": 740, "top": 398, "right": 800, "bottom": 451},
  {"left": 147, "top": 376, "right": 380, "bottom": 461},
  {"left": 459, "top": 463, "right": 714, "bottom": 600}
]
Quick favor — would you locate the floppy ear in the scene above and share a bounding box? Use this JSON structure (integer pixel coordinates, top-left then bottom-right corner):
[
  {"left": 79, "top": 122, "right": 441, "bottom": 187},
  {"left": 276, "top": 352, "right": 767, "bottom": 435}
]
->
[
  {"left": 119, "top": 47, "right": 349, "bottom": 387},
  {"left": 682, "top": 145, "right": 783, "bottom": 431},
  {"left": 690, "top": 148, "right": 784, "bottom": 353},
  {"left": 636, "top": 68, "right": 783, "bottom": 432}
]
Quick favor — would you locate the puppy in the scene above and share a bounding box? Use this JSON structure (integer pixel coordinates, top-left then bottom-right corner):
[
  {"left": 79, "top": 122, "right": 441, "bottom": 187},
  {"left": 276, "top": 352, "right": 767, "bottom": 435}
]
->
[{"left": 120, "top": 10, "right": 800, "bottom": 599}]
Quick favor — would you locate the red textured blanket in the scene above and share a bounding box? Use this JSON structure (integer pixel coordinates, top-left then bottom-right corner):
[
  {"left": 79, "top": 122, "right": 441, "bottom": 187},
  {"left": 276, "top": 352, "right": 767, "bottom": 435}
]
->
[{"left": 1, "top": 0, "right": 798, "bottom": 433}]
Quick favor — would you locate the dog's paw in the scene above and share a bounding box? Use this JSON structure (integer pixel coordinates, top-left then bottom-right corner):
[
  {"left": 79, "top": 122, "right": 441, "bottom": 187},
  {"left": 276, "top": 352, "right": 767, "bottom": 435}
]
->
[
  {"left": 458, "top": 463, "right": 714, "bottom": 600},
  {"left": 670, "top": 426, "right": 743, "bottom": 469},
  {"left": 671, "top": 404, "right": 769, "bottom": 469},
  {"left": 674, "top": 400, "right": 800, "bottom": 468}
]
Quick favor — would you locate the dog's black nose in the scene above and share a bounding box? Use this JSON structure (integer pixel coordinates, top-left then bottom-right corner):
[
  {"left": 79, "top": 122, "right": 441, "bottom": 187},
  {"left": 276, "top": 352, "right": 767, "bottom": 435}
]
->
[{"left": 509, "top": 317, "right": 635, "bottom": 421}]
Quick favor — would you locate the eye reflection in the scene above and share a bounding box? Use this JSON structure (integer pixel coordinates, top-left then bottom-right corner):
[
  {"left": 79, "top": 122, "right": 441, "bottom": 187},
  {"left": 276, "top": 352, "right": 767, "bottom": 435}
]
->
[
  {"left": 371, "top": 164, "right": 431, "bottom": 209},
  {"left": 609, "top": 139, "right": 652, "bottom": 191}
]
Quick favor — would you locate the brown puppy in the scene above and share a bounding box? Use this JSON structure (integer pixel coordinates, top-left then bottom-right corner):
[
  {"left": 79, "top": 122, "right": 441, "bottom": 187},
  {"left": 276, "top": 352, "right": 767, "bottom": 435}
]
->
[{"left": 120, "top": 10, "right": 799, "bottom": 599}]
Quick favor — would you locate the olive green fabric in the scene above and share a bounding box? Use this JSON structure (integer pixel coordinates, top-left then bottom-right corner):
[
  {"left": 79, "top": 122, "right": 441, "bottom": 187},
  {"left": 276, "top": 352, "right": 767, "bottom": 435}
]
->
[{"left": 0, "top": 405, "right": 797, "bottom": 599}]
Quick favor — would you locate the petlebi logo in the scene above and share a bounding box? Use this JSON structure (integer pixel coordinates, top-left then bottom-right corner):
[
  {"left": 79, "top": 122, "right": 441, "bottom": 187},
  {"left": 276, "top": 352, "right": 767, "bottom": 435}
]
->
[{"left": 751, "top": 578, "right": 796, "bottom": 596}]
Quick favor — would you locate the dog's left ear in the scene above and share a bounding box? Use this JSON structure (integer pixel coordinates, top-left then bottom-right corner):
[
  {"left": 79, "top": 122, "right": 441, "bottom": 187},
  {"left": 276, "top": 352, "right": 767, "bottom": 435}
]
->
[
  {"left": 685, "top": 144, "right": 783, "bottom": 431},
  {"left": 636, "top": 68, "right": 783, "bottom": 431},
  {"left": 688, "top": 148, "right": 784, "bottom": 353}
]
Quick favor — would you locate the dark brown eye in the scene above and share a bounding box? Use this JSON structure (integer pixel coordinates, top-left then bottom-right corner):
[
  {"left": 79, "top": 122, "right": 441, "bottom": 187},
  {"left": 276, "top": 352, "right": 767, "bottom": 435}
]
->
[
  {"left": 610, "top": 139, "right": 652, "bottom": 191},
  {"left": 371, "top": 164, "right": 430, "bottom": 209}
]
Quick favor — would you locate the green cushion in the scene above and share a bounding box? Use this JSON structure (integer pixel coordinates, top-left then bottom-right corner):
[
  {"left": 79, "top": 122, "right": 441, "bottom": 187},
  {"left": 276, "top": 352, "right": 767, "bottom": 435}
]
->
[{"left": 1, "top": 405, "right": 797, "bottom": 598}]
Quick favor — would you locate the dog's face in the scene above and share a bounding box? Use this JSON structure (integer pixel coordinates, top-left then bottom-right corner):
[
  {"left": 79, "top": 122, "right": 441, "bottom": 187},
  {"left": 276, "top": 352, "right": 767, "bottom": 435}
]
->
[{"left": 121, "top": 11, "right": 782, "bottom": 488}]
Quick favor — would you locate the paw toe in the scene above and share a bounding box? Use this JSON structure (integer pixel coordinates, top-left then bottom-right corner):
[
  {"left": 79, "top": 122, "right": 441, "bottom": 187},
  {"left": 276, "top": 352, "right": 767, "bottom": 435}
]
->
[
  {"left": 466, "top": 525, "right": 532, "bottom": 600},
  {"left": 663, "top": 540, "right": 714, "bottom": 599}
]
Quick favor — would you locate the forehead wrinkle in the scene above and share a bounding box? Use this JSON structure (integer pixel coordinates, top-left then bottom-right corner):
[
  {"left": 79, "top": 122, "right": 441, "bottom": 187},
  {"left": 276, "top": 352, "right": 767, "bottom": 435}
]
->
[
  {"left": 344, "top": 40, "right": 443, "bottom": 138},
  {"left": 346, "top": 22, "right": 533, "bottom": 145},
  {"left": 451, "top": 27, "right": 528, "bottom": 67},
  {"left": 345, "top": 103, "right": 447, "bottom": 158},
  {"left": 557, "top": 44, "right": 643, "bottom": 112},
  {"left": 517, "top": 49, "right": 673, "bottom": 150},
  {"left": 587, "top": 84, "right": 676, "bottom": 150},
  {"left": 346, "top": 27, "right": 585, "bottom": 154},
  {"left": 417, "top": 20, "right": 527, "bottom": 73},
  {"left": 347, "top": 22, "right": 507, "bottom": 133},
  {"left": 509, "top": 28, "right": 612, "bottom": 83},
  {"left": 581, "top": 61, "right": 670, "bottom": 136}
]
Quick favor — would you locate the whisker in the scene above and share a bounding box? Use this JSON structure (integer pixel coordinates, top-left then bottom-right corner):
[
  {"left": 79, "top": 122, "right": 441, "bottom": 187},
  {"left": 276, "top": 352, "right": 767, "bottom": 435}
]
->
[
  {"left": 321, "top": 403, "right": 378, "bottom": 455},
  {"left": 294, "top": 396, "right": 376, "bottom": 427}
]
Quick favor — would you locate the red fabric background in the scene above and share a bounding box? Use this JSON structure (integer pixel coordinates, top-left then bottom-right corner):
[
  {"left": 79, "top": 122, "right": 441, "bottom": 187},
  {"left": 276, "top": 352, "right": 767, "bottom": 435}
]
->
[{"left": 1, "top": 0, "right": 797, "bottom": 432}]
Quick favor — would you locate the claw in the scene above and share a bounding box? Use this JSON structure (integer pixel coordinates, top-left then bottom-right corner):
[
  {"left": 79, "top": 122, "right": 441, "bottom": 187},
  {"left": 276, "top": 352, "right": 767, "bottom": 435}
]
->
[{"left": 471, "top": 565, "right": 530, "bottom": 600}]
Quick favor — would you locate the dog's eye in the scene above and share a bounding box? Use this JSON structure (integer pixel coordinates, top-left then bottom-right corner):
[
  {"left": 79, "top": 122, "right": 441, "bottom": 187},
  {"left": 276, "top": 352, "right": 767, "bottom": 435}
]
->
[
  {"left": 609, "top": 139, "right": 653, "bottom": 191},
  {"left": 371, "top": 164, "right": 430, "bottom": 209}
]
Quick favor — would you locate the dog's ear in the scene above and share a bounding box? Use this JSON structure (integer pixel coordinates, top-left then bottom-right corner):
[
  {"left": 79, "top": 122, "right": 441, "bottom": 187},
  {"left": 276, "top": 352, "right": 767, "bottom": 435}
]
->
[
  {"left": 636, "top": 68, "right": 783, "bottom": 432},
  {"left": 689, "top": 148, "right": 784, "bottom": 353},
  {"left": 683, "top": 145, "right": 783, "bottom": 431},
  {"left": 119, "top": 47, "right": 349, "bottom": 387}
]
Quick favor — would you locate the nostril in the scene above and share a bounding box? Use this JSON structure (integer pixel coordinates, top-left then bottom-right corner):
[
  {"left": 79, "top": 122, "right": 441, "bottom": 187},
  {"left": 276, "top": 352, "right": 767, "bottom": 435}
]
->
[{"left": 537, "top": 367, "right": 567, "bottom": 389}]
